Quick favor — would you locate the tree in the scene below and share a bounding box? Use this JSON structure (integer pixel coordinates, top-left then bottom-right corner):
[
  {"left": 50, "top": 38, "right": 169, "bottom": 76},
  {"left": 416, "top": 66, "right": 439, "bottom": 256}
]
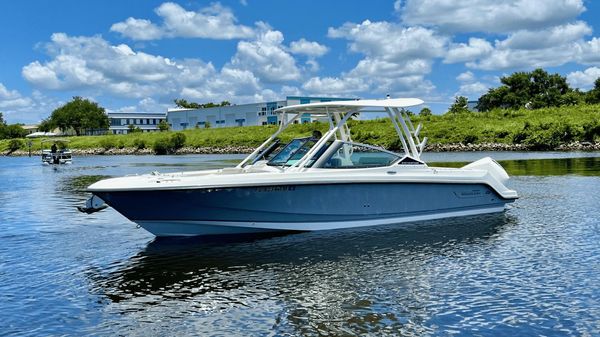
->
[
  {"left": 49, "top": 97, "right": 109, "bottom": 136},
  {"left": 0, "top": 124, "right": 27, "bottom": 139},
  {"left": 127, "top": 124, "right": 142, "bottom": 133},
  {"left": 0, "top": 112, "right": 5, "bottom": 126},
  {"left": 448, "top": 96, "right": 469, "bottom": 114},
  {"left": 158, "top": 120, "right": 170, "bottom": 131},
  {"left": 477, "top": 68, "right": 573, "bottom": 111},
  {"left": 174, "top": 98, "right": 201, "bottom": 109},
  {"left": 38, "top": 118, "right": 55, "bottom": 132},
  {"left": 174, "top": 98, "right": 233, "bottom": 109},
  {"left": 419, "top": 107, "right": 432, "bottom": 116},
  {"left": 586, "top": 78, "right": 600, "bottom": 104}
]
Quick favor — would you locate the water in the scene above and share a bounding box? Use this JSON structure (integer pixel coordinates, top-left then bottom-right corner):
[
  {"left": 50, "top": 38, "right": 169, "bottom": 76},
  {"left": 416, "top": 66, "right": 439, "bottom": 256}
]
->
[{"left": 0, "top": 152, "right": 599, "bottom": 336}]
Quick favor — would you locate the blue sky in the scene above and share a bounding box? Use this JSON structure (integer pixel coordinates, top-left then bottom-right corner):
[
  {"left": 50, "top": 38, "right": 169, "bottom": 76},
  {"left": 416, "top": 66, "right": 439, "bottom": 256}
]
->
[{"left": 2, "top": 0, "right": 600, "bottom": 123}]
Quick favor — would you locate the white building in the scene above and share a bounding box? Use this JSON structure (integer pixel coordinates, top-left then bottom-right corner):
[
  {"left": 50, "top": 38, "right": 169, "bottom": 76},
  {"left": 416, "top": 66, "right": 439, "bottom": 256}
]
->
[
  {"left": 167, "top": 96, "right": 356, "bottom": 130},
  {"left": 108, "top": 112, "right": 167, "bottom": 134}
]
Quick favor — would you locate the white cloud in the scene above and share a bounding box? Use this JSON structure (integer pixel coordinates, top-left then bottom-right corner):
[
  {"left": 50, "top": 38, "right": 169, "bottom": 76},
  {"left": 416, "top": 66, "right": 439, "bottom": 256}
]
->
[
  {"left": 445, "top": 38, "right": 493, "bottom": 63},
  {"left": 0, "top": 83, "right": 32, "bottom": 110},
  {"left": 328, "top": 20, "right": 447, "bottom": 61},
  {"left": 229, "top": 28, "right": 301, "bottom": 83},
  {"left": 321, "top": 20, "right": 444, "bottom": 97},
  {"left": 302, "top": 76, "right": 368, "bottom": 95},
  {"left": 454, "top": 71, "right": 489, "bottom": 99},
  {"left": 578, "top": 38, "right": 600, "bottom": 65},
  {"left": 459, "top": 22, "right": 597, "bottom": 70},
  {"left": 456, "top": 82, "right": 489, "bottom": 99},
  {"left": 0, "top": 84, "right": 61, "bottom": 123},
  {"left": 110, "top": 18, "right": 163, "bottom": 40},
  {"left": 289, "top": 38, "right": 329, "bottom": 57},
  {"left": 567, "top": 67, "right": 600, "bottom": 89},
  {"left": 498, "top": 21, "right": 591, "bottom": 50},
  {"left": 456, "top": 71, "right": 475, "bottom": 83},
  {"left": 399, "top": 0, "right": 586, "bottom": 33},
  {"left": 111, "top": 2, "right": 255, "bottom": 40},
  {"left": 21, "top": 33, "right": 215, "bottom": 98}
]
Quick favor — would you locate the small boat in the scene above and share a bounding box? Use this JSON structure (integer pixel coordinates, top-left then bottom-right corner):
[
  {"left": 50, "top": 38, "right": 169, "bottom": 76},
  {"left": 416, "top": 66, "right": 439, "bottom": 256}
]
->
[
  {"left": 41, "top": 139, "right": 72, "bottom": 165},
  {"left": 83, "top": 98, "right": 518, "bottom": 236}
]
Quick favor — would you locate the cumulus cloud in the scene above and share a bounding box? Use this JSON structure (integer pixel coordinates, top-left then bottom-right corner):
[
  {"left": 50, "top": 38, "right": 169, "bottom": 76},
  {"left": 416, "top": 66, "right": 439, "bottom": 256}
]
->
[
  {"left": 399, "top": 0, "right": 586, "bottom": 33},
  {"left": 0, "top": 84, "right": 61, "bottom": 123},
  {"left": 0, "top": 83, "right": 32, "bottom": 110},
  {"left": 289, "top": 38, "right": 329, "bottom": 57},
  {"left": 445, "top": 38, "right": 494, "bottom": 63},
  {"left": 110, "top": 18, "right": 163, "bottom": 40},
  {"left": 111, "top": 2, "right": 255, "bottom": 40},
  {"left": 229, "top": 28, "right": 301, "bottom": 83},
  {"left": 458, "top": 22, "right": 597, "bottom": 70},
  {"left": 454, "top": 71, "right": 489, "bottom": 99},
  {"left": 21, "top": 32, "right": 300, "bottom": 106},
  {"left": 567, "top": 67, "right": 600, "bottom": 89},
  {"left": 302, "top": 77, "right": 369, "bottom": 95},
  {"left": 312, "top": 20, "right": 445, "bottom": 97},
  {"left": 498, "top": 21, "right": 591, "bottom": 50},
  {"left": 328, "top": 20, "right": 447, "bottom": 61}
]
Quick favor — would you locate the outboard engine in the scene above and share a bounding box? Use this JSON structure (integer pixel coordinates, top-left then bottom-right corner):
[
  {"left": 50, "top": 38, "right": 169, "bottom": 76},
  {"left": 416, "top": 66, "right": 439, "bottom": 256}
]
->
[{"left": 77, "top": 195, "right": 107, "bottom": 214}]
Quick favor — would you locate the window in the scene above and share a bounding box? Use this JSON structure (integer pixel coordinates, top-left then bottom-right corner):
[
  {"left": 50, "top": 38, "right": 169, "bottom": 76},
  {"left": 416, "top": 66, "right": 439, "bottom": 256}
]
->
[{"left": 321, "top": 142, "right": 400, "bottom": 168}]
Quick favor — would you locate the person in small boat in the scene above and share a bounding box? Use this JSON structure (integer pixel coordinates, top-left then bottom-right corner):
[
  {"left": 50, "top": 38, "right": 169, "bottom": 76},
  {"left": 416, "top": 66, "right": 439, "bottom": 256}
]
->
[{"left": 50, "top": 143, "right": 59, "bottom": 164}]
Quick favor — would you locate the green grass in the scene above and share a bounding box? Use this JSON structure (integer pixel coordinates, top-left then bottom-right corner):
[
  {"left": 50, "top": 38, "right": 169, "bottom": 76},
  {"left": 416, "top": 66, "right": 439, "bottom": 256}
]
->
[{"left": 2, "top": 104, "right": 600, "bottom": 153}]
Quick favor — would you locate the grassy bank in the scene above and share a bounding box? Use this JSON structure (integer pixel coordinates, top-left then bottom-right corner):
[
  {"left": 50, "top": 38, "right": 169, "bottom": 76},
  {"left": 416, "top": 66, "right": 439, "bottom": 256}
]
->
[{"left": 2, "top": 104, "right": 600, "bottom": 153}]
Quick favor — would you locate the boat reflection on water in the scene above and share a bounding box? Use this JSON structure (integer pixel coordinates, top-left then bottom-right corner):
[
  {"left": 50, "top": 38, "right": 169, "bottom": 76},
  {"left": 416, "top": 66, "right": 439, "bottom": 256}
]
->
[{"left": 88, "top": 213, "right": 517, "bottom": 334}]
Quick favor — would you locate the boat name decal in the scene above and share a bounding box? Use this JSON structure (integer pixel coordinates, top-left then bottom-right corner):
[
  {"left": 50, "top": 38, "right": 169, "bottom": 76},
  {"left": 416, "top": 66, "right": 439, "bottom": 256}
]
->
[{"left": 255, "top": 186, "right": 296, "bottom": 192}]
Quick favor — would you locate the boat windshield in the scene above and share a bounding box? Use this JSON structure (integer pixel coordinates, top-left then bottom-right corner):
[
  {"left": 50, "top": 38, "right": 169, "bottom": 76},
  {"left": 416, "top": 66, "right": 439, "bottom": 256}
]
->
[
  {"left": 320, "top": 142, "right": 400, "bottom": 168},
  {"left": 267, "top": 137, "right": 330, "bottom": 167}
]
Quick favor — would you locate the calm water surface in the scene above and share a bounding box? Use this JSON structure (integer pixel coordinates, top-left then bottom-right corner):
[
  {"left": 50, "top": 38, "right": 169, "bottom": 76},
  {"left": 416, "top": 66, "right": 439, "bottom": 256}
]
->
[{"left": 0, "top": 152, "right": 599, "bottom": 336}]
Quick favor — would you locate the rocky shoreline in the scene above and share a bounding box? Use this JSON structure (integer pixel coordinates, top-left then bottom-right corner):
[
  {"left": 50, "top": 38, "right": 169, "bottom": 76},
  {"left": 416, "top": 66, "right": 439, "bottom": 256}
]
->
[{"left": 5, "top": 141, "right": 600, "bottom": 156}]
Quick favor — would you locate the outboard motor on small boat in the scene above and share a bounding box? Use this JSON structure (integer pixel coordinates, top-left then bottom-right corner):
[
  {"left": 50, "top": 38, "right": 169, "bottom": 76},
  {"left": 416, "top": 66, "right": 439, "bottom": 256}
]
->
[{"left": 77, "top": 195, "right": 107, "bottom": 214}]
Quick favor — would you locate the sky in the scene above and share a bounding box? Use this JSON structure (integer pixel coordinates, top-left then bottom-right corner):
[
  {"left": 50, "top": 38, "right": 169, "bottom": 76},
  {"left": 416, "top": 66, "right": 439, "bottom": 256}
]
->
[{"left": 2, "top": 0, "right": 600, "bottom": 124}]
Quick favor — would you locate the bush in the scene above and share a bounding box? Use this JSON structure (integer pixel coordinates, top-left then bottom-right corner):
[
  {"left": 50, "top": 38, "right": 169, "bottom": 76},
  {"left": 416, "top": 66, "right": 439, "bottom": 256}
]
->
[
  {"left": 152, "top": 132, "right": 187, "bottom": 155},
  {"left": 462, "top": 134, "right": 478, "bottom": 144},
  {"left": 153, "top": 137, "right": 171, "bottom": 155},
  {"left": 133, "top": 138, "right": 146, "bottom": 150},
  {"left": 99, "top": 137, "right": 117, "bottom": 150},
  {"left": 170, "top": 132, "right": 186, "bottom": 150},
  {"left": 8, "top": 139, "right": 23, "bottom": 152}
]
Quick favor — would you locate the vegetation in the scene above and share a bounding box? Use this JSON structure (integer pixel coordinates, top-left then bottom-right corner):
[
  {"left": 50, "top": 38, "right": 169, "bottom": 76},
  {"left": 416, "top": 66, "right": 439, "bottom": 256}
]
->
[
  {"left": 152, "top": 132, "right": 187, "bottom": 155},
  {"left": 448, "top": 96, "right": 469, "bottom": 114},
  {"left": 173, "top": 99, "right": 232, "bottom": 109},
  {"left": 2, "top": 103, "right": 599, "bottom": 153},
  {"left": 586, "top": 78, "right": 600, "bottom": 104},
  {"left": 44, "top": 97, "right": 109, "bottom": 136},
  {"left": 419, "top": 107, "right": 432, "bottom": 116},
  {"left": 158, "top": 120, "right": 170, "bottom": 132},
  {"left": 0, "top": 112, "right": 28, "bottom": 139},
  {"left": 477, "top": 68, "right": 574, "bottom": 111}
]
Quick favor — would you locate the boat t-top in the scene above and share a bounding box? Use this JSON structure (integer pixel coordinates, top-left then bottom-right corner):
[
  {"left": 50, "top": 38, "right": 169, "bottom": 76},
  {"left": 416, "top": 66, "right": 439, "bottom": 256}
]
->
[
  {"left": 41, "top": 139, "right": 72, "bottom": 165},
  {"left": 83, "top": 98, "right": 518, "bottom": 236}
]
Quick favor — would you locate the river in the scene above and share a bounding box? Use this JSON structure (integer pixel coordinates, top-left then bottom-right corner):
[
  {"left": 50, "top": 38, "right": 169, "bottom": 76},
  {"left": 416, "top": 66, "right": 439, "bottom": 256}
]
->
[{"left": 1, "top": 152, "right": 599, "bottom": 336}]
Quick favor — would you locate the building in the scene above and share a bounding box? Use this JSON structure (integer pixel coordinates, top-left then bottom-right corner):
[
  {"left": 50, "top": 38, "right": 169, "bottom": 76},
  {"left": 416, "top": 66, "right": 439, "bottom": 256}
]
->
[
  {"left": 108, "top": 112, "right": 167, "bottom": 134},
  {"left": 167, "top": 96, "right": 356, "bottom": 131}
]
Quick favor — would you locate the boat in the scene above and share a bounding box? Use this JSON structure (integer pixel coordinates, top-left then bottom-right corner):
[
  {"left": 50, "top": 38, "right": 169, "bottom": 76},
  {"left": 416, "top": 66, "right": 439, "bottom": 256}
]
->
[
  {"left": 41, "top": 139, "right": 72, "bottom": 165},
  {"left": 83, "top": 98, "right": 518, "bottom": 236}
]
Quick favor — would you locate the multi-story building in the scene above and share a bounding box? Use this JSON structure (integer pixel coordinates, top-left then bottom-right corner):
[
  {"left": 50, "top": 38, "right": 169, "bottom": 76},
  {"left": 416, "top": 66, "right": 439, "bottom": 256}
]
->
[
  {"left": 167, "top": 96, "right": 356, "bottom": 131},
  {"left": 107, "top": 112, "right": 167, "bottom": 134}
]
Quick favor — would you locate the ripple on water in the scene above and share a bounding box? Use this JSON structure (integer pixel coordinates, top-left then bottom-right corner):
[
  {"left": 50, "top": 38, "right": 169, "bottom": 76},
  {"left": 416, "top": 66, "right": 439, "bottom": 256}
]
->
[{"left": 1, "top": 154, "right": 599, "bottom": 336}]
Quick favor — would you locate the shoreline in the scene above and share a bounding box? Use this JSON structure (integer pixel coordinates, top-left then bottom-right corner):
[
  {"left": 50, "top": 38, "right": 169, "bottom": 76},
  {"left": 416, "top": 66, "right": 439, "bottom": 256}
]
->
[{"left": 5, "top": 141, "right": 600, "bottom": 156}]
